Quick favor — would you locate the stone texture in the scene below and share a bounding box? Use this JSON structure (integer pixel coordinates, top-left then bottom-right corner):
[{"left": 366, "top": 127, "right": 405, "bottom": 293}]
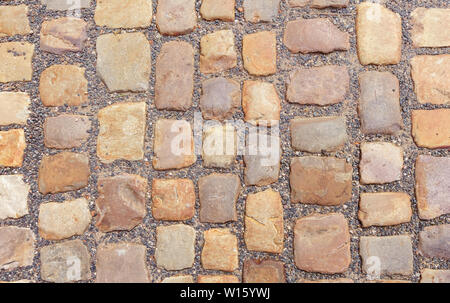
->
[
  {"left": 39, "top": 65, "right": 88, "bottom": 107},
  {"left": 200, "top": 30, "right": 237, "bottom": 74},
  {"left": 356, "top": 2, "right": 402, "bottom": 65},
  {"left": 245, "top": 189, "right": 283, "bottom": 254},
  {"left": 242, "top": 31, "right": 276, "bottom": 76},
  {"left": 96, "top": 174, "right": 147, "bottom": 232},
  {"left": 294, "top": 213, "right": 350, "bottom": 274},
  {"left": 0, "top": 129, "right": 25, "bottom": 167},
  {"left": 411, "top": 8, "right": 450, "bottom": 48},
  {"left": 415, "top": 155, "right": 450, "bottom": 220},
  {"left": 358, "top": 192, "right": 412, "bottom": 227},
  {"left": 200, "top": 0, "right": 235, "bottom": 21},
  {"left": 298, "top": 278, "right": 354, "bottom": 283},
  {"left": 96, "top": 242, "right": 149, "bottom": 283},
  {"left": 155, "top": 224, "right": 195, "bottom": 271},
  {"left": 0, "top": 42, "right": 34, "bottom": 82},
  {"left": 38, "top": 152, "right": 90, "bottom": 194},
  {"left": 156, "top": 0, "right": 196, "bottom": 35},
  {"left": 161, "top": 275, "right": 194, "bottom": 283},
  {"left": 243, "top": 259, "right": 285, "bottom": 283},
  {"left": 40, "top": 240, "right": 90, "bottom": 283},
  {"left": 411, "top": 109, "right": 450, "bottom": 149},
  {"left": 360, "top": 235, "right": 414, "bottom": 276},
  {"left": 242, "top": 80, "right": 281, "bottom": 127},
  {"left": 97, "top": 102, "right": 146, "bottom": 163},
  {"left": 94, "top": 0, "right": 152, "bottom": 29},
  {"left": 199, "top": 173, "right": 240, "bottom": 223},
  {"left": 44, "top": 115, "right": 91, "bottom": 149},
  {"left": 198, "top": 275, "right": 239, "bottom": 283},
  {"left": 40, "top": 17, "right": 87, "bottom": 54},
  {"left": 155, "top": 41, "right": 194, "bottom": 111},
  {"left": 152, "top": 178, "right": 195, "bottom": 221},
  {"left": 97, "top": 32, "right": 151, "bottom": 92},
  {"left": 152, "top": 119, "right": 196, "bottom": 170},
  {"left": 288, "top": 0, "right": 348, "bottom": 8},
  {"left": 0, "top": 5, "right": 31, "bottom": 37},
  {"left": 286, "top": 65, "right": 349, "bottom": 106},
  {"left": 0, "top": 92, "right": 30, "bottom": 125},
  {"left": 290, "top": 156, "right": 352, "bottom": 206},
  {"left": 359, "top": 71, "right": 403, "bottom": 134},
  {"left": 360, "top": 142, "right": 403, "bottom": 184},
  {"left": 0, "top": 226, "right": 34, "bottom": 270},
  {"left": 202, "top": 124, "right": 236, "bottom": 168},
  {"left": 200, "top": 77, "right": 241, "bottom": 121},
  {"left": 420, "top": 269, "right": 450, "bottom": 283},
  {"left": 201, "top": 228, "right": 238, "bottom": 272},
  {"left": 290, "top": 116, "right": 347, "bottom": 153},
  {"left": 419, "top": 224, "right": 449, "bottom": 260},
  {"left": 243, "top": 0, "right": 280, "bottom": 23},
  {"left": 42, "top": 0, "right": 91, "bottom": 10},
  {"left": 39, "top": 198, "right": 91, "bottom": 240},
  {"left": 284, "top": 18, "right": 349, "bottom": 54},
  {"left": 0, "top": 175, "right": 29, "bottom": 220}
]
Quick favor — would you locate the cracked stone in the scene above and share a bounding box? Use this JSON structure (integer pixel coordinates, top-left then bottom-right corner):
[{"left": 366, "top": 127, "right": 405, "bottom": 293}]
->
[
  {"left": 152, "top": 178, "right": 195, "bottom": 221},
  {"left": 411, "top": 8, "right": 450, "bottom": 48},
  {"left": 0, "top": 175, "right": 29, "bottom": 220},
  {"left": 200, "top": 30, "right": 237, "bottom": 74},
  {"left": 0, "top": 129, "right": 26, "bottom": 167},
  {"left": 94, "top": 0, "right": 152, "bottom": 29},
  {"left": 44, "top": 114, "right": 91, "bottom": 149},
  {"left": 156, "top": 0, "right": 196, "bottom": 36},
  {"left": 419, "top": 224, "right": 449, "bottom": 260},
  {"left": 200, "top": 77, "right": 241, "bottom": 121},
  {"left": 243, "top": 259, "right": 285, "bottom": 283},
  {"left": 360, "top": 142, "right": 403, "bottom": 184},
  {"left": 201, "top": 228, "right": 238, "bottom": 272},
  {"left": 0, "top": 42, "right": 34, "bottom": 83},
  {"left": 243, "top": 31, "right": 277, "bottom": 76},
  {"left": 0, "top": 5, "right": 31, "bottom": 37},
  {"left": 40, "top": 17, "right": 87, "bottom": 54}
]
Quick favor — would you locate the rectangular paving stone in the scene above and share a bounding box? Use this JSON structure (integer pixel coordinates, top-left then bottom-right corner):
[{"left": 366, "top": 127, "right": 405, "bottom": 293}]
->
[
  {"left": 0, "top": 226, "right": 34, "bottom": 270},
  {"left": 298, "top": 278, "right": 354, "bottom": 283},
  {"left": 242, "top": 80, "right": 281, "bottom": 127},
  {"left": 0, "top": 175, "right": 29, "bottom": 220},
  {"left": 200, "top": 0, "right": 235, "bottom": 22},
  {"left": 0, "top": 5, "right": 31, "bottom": 37},
  {"left": 201, "top": 228, "right": 238, "bottom": 272},
  {"left": 152, "top": 178, "right": 195, "bottom": 221},
  {"left": 0, "top": 92, "right": 30, "bottom": 126},
  {"left": 200, "top": 30, "right": 237, "bottom": 74},
  {"left": 40, "top": 17, "right": 88, "bottom": 55},
  {"left": 0, "top": 42, "right": 34, "bottom": 82},
  {"left": 156, "top": 0, "right": 196, "bottom": 36},
  {"left": 94, "top": 0, "right": 152, "bottom": 28},
  {"left": 44, "top": 114, "right": 91, "bottom": 149},
  {"left": 243, "top": 259, "right": 285, "bottom": 283},
  {"left": 198, "top": 275, "right": 239, "bottom": 283},
  {"left": 42, "top": 0, "right": 91, "bottom": 10},
  {"left": 202, "top": 124, "right": 236, "bottom": 168},
  {"left": 411, "top": 8, "right": 450, "bottom": 48},
  {"left": 288, "top": 0, "right": 348, "bottom": 8},
  {"left": 411, "top": 109, "right": 450, "bottom": 149},
  {"left": 359, "top": 142, "right": 403, "bottom": 184},
  {"left": 243, "top": 0, "right": 280, "bottom": 23},
  {"left": 243, "top": 31, "right": 277, "bottom": 76},
  {"left": 420, "top": 269, "right": 450, "bottom": 283},
  {"left": 419, "top": 224, "right": 449, "bottom": 260},
  {"left": 200, "top": 77, "right": 241, "bottom": 121},
  {"left": 0, "top": 129, "right": 26, "bottom": 167}
]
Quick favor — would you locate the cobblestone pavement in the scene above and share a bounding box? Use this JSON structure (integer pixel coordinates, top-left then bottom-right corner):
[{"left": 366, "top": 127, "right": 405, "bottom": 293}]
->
[{"left": 0, "top": 0, "right": 449, "bottom": 283}]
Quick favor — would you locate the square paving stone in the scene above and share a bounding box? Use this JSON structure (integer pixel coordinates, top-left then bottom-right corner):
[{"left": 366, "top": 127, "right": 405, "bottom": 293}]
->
[
  {"left": 243, "top": 259, "right": 285, "bottom": 283},
  {"left": 359, "top": 142, "right": 403, "bottom": 184},
  {"left": 152, "top": 178, "right": 195, "bottom": 221},
  {"left": 44, "top": 114, "right": 91, "bottom": 149},
  {"left": 0, "top": 129, "right": 26, "bottom": 167},
  {"left": 96, "top": 242, "right": 149, "bottom": 283},
  {"left": 94, "top": 0, "right": 152, "bottom": 29},
  {"left": 412, "top": 109, "right": 450, "bottom": 149},
  {"left": 200, "top": 30, "right": 237, "bottom": 74},
  {"left": 155, "top": 224, "right": 196, "bottom": 271},
  {"left": 97, "top": 102, "right": 146, "bottom": 163},
  {"left": 420, "top": 269, "right": 450, "bottom": 283},
  {"left": 200, "top": 0, "right": 235, "bottom": 21},
  {"left": 96, "top": 32, "right": 151, "bottom": 92},
  {"left": 0, "top": 92, "right": 30, "bottom": 126},
  {"left": 0, "top": 42, "right": 34, "bottom": 82},
  {"left": 294, "top": 213, "right": 350, "bottom": 274},
  {"left": 0, "top": 5, "right": 31, "bottom": 37},
  {"left": 199, "top": 173, "right": 240, "bottom": 223},
  {"left": 156, "top": 0, "right": 196, "bottom": 36},
  {"left": 202, "top": 124, "right": 237, "bottom": 168},
  {"left": 200, "top": 77, "right": 241, "bottom": 121},
  {"left": 42, "top": 0, "right": 91, "bottom": 10},
  {"left": 201, "top": 228, "right": 238, "bottom": 272},
  {"left": 0, "top": 175, "right": 29, "bottom": 220},
  {"left": 243, "top": 31, "right": 277, "bottom": 76},
  {"left": 0, "top": 226, "right": 34, "bottom": 270},
  {"left": 242, "top": 80, "right": 281, "bottom": 127},
  {"left": 411, "top": 8, "right": 450, "bottom": 48},
  {"left": 419, "top": 225, "right": 449, "bottom": 260},
  {"left": 243, "top": 0, "right": 280, "bottom": 23},
  {"left": 40, "top": 17, "right": 88, "bottom": 55}
]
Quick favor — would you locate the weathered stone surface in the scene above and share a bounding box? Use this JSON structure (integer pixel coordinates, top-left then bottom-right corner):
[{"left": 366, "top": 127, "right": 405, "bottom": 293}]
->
[
  {"left": 415, "top": 155, "right": 450, "bottom": 220},
  {"left": 96, "top": 242, "right": 149, "bottom": 283},
  {"left": 243, "top": 0, "right": 280, "bottom": 23},
  {"left": 299, "top": 278, "right": 354, "bottom": 283},
  {"left": 287, "top": 66, "right": 349, "bottom": 105},
  {"left": 97, "top": 32, "right": 151, "bottom": 92},
  {"left": 0, "top": 92, "right": 30, "bottom": 126},
  {"left": 358, "top": 192, "right": 412, "bottom": 227},
  {"left": 155, "top": 224, "right": 195, "bottom": 271},
  {"left": 200, "top": 77, "right": 241, "bottom": 121},
  {"left": 42, "top": 0, "right": 91, "bottom": 10},
  {"left": 200, "top": 30, "right": 237, "bottom": 74},
  {"left": 356, "top": 2, "right": 402, "bottom": 65},
  {"left": 199, "top": 173, "right": 240, "bottom": 223},
  {"left": 39, "top": 198, "right": 91, "bottom": 240},
  {"left": 243, "top": 259, "right": 285, "bottom": 283},
  {"left": 201, "top": 228, "right": 238, "bottom": 272},
  {"left": 290, "top": 116, "right": 347, "bottom": 153},
  {"left": 0, "top": 129, "right": 25, "bottom": 167},
  {"left": 161, "top": 275, "right": 194, "bottom": 283},
  {"left": 360, "top": 235, "right": 413, "bottom": 276},
  {"left": 284, "top": 18, "right": 349, "bottom": 54},
  {"left": 38, "top": 152, "right": 90, "bottom": 194},
  {"left": 202, "top": 124, "right": 236, "bottom": 168},
  {"left": 294, "top": 213, "right": 350, "bottom": 274},
  {"left": 94, "top": 0, "right": 152, "bottom": 28},
  {"left": 0, "top": 5, "right": 31, "bottom": 37},
  {"left": 242, "top": 80, "right": 281, "bottom": 127},
  {"left": 96, "top": 174, "right": 147, "bottom": 232},
  {"left": 39, "top": 65, "right": 88, "bottom": 107},
  {"left": 419, "top": 224, "right": 449, "bottom": 260},
  {"left": 420, "top": 269, "right": 450, "bottom": 283},
  {"left": 152, "top": 119, "right": 196, "bottom": 170},
  {"left": 44, "top": 115, "right": 91, "bottom": 149},
  {"left": 412, "top": 109, "right": 450, "bottom": 149},
  {"left": 290, "top": 157, "right": 352, "bottom": 206},
  {"left": 243, "top": 31, "right": 276, "bottom": 76},
  {"left": 97, "top": 102, "right": 146, "bottom": 163},
  {"left": 155, "top": 41, "right": 194, "bottom": 111},
  {"left": 359, "top": 71, "right": 402, "bottom": 134},
  {"left": 411, "top": 8, "right": 450, "bottom": 48},
  {"left": 152, "top": 178, "right": 195, "bottom": 221},
  {"left": 245, "top": 189, "right": 283, "bottom": 254},
  {"left": 40, "top": 240, "right": 90, "bottom": 283},
  {"left": 198, "top": 275, "right": 239, "bottom": 283},
  {"left": 200, "top": 0, "right": 235, "bottom": 21},
  {"left": 288, "top": 0, "right": 348, "bottom": 8},
  {"left": 360, "top": 142, "right": 403, "bottom": 184},
  {"left": 0, "top": 42, "right": 34, "bottom": 82},
  {"left": 156, "top": 0, "right": 196, "bottom": 35},
  {"left": 0, "top": 175, "right": 29, "bottom": 220},
  {"left": 0, "top": 226, "right": 34, "bottom": 270},
  {"left": 411, "top": 55, "right": 449, "bottom": 105},
  {"left": 40, "top": 17, "right": 87, "bottom": 54}
]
